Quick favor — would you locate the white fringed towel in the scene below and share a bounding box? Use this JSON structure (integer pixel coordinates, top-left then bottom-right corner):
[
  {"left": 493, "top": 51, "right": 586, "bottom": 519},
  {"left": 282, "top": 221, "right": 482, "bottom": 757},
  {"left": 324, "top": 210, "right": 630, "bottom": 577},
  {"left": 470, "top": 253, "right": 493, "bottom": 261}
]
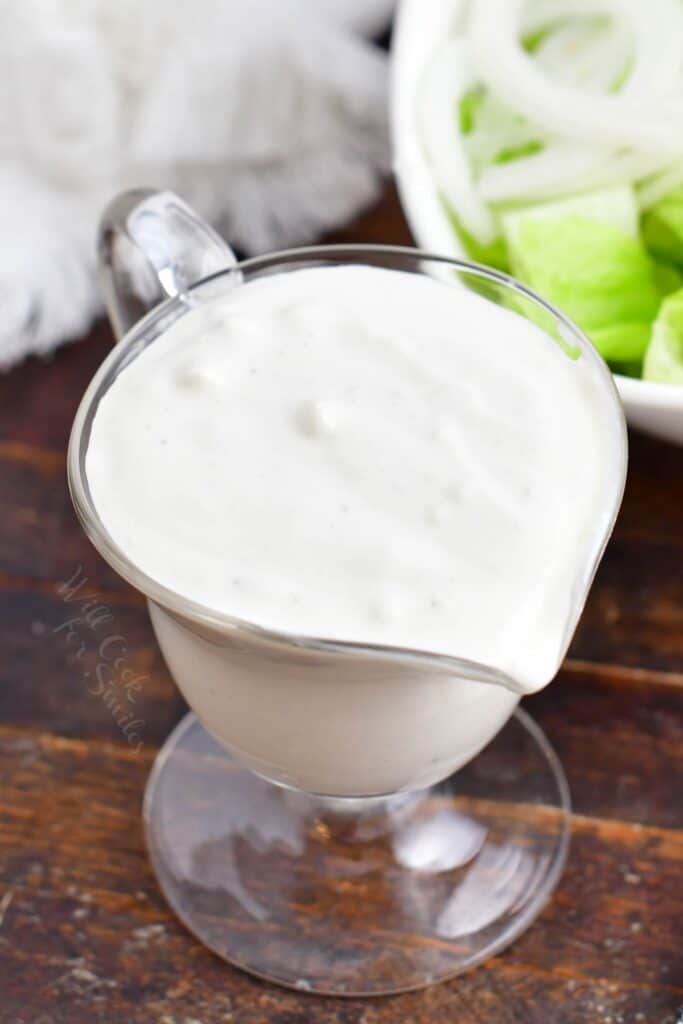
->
[{"left": 0, "top": 0, "right": 394, "bottom": 369}]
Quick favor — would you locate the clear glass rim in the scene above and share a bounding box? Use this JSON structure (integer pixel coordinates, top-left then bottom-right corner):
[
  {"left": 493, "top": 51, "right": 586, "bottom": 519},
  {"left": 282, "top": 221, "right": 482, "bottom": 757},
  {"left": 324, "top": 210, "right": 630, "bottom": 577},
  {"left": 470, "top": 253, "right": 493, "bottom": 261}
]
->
[{"left": 68, "top": 243, "right": 628, "bottom": 691}]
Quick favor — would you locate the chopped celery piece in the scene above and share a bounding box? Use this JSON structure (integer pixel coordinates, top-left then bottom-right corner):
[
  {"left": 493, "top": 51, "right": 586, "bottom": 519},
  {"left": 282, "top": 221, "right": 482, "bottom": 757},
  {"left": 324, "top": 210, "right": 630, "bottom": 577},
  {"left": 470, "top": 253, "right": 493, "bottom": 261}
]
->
[
  {"left": 503, "top": 186, "right": 640, "bottom": 241},
  {"left": 609, "top": 358, "right": 643, "bottom": 379},
  {"left": 502, "top": 189, "right": 660, "bottom": 363},
  {"left": 653, "top": 261, "right": 683, "bottom": 298},
  {"left": 443, "top": 200, "right": 510, "bottom": 272},
  {"left": 642, "top": 186, "right": 683, "bottom": 269},
  {"left": 458, "top": 88, "right": 484, "bottom": 135},
  {"left": 494, "top": 140, "right": 544, "bottom": 165},
  {"left": 522, "top": 22, "right": 563, "bottom": 53},
  {"left": 591, "top": 323, "right": 652, "bottom": 362},
  {"left": 610, "top": 54, "right": 634, "bottom": 93},
  {"left": 643, "top": 288, "right": 683, "bottom": 385}
]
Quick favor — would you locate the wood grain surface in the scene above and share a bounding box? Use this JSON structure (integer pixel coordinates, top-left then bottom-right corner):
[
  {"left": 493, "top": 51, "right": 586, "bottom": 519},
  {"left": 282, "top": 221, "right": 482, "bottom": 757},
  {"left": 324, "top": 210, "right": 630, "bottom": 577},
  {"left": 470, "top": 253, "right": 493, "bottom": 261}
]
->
[{"left": 0, "top": 185, "right": 681, "bottom": 1024}]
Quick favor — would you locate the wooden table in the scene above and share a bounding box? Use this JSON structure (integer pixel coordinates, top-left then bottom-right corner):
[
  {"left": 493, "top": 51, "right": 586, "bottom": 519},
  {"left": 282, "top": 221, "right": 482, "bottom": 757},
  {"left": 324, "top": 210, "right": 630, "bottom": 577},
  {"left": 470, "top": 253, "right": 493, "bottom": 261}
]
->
[{"left": 1, "top": 186, "right": 681, "bottom": 1024}]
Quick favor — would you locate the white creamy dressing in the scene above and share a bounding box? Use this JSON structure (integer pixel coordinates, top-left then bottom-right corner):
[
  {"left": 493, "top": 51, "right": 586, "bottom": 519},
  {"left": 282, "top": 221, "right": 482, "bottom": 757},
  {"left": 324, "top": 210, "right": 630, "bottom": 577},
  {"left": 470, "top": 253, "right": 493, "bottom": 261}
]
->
[{"left": 87, "top": 265, "right": 622, "bottom": 694}]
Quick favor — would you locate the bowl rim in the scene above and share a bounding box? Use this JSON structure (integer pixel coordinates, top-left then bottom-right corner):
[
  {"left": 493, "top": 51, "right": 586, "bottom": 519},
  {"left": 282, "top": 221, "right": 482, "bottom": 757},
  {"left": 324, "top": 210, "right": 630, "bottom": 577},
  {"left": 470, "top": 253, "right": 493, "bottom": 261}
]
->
[{"left": 612, "top": 372, "right": 683, "bottom": 406}]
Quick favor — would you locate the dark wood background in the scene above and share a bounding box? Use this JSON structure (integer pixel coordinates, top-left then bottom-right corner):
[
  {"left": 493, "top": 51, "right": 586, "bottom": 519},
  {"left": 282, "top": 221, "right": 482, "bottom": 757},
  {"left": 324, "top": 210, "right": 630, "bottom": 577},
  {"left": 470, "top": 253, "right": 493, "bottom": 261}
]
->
[{"left": 1, "top": 186, "right": 681, "bottom": 1023}]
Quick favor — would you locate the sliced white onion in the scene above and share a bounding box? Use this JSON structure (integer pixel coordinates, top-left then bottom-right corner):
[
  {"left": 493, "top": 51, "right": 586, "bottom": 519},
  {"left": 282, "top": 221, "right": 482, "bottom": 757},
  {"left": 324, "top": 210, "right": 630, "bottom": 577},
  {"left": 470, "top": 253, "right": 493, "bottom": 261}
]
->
[
  {"left": 469, "top": 0, "right": 683, "bottom": 154},
  {"left": 521, "top": 0, "right": 683, "bottom": 99},
  {"left": 452, "top": 0, "right": 473, "bottom": 35},
  {"left": 534, "top": 17, "right": 632, "bottom": 94},
  {"left": 478, "top": 143, "right": 609, "bottom": 203},
  {"left": 638, "top": 163, "right": 683, "bottom": 210},
  {"left": 520, "top": 0, "right": 606, "bottom": 32},
  {"left": 479, "top": 145, "right": 681, "bottom": 204},
  {"left": 417, "top": 38, "right": 498, "bottom": 244},
  {"left": 618, "top": 0, "right": 683, "bottom": 99}
]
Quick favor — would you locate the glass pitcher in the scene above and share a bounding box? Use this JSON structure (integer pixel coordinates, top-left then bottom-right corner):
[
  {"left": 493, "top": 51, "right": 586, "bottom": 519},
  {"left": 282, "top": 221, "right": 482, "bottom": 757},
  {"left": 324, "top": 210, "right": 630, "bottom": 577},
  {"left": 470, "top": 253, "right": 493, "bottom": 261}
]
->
[{"left": 68, "top": 190, "right": 627, "bottom": 996}]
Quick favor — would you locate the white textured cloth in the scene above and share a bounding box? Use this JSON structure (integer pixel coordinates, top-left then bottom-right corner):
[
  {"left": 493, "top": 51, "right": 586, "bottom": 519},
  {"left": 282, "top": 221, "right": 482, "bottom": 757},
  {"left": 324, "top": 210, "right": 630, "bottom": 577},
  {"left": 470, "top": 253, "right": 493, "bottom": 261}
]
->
[{"left": 0, "top": 0, "right": 394, "bottom": 369}]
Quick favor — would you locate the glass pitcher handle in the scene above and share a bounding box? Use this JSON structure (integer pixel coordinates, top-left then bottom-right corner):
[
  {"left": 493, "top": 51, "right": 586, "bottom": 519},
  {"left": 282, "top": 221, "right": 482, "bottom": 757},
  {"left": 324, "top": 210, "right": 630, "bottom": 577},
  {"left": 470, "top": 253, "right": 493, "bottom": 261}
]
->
[{"left": 97, "top": 189, "right": 238, "bottom": 341}]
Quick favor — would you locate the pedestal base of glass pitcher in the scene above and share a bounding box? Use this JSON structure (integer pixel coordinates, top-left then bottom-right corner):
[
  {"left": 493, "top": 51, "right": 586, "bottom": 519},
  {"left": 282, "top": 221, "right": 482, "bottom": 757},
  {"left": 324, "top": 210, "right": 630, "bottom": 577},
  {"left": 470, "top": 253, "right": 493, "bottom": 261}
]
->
[{"left": 143, "top": 709, "right": 570, "bottom": 997}]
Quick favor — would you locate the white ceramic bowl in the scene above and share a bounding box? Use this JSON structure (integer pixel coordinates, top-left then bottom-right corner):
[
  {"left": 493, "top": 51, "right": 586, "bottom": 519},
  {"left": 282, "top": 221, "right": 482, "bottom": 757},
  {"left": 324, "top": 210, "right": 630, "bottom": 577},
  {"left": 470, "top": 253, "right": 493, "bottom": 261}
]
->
[{"left": 390, "top": 0, "right": 683, "bottom": 447}]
